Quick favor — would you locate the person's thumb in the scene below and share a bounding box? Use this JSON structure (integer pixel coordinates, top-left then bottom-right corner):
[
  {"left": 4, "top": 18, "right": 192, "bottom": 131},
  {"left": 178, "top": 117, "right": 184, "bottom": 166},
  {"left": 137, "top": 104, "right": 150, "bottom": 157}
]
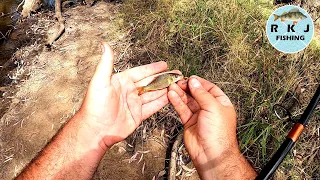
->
[
  {"left": 91, "top": 42, "right": 114, "bottom": 89},
  {"left": 188, "top": 77, "right": 218, "bottom": 110}
]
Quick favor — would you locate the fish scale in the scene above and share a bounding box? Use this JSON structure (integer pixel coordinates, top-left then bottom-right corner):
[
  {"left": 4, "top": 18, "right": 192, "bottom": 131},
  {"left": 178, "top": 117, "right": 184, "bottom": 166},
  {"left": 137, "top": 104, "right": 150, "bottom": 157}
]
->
[
  {"left": 145, "top": 74, "right": 173, "bottom": 90},
  {"left": 137, "top": 72, "right": 184, "bottom": 95}
]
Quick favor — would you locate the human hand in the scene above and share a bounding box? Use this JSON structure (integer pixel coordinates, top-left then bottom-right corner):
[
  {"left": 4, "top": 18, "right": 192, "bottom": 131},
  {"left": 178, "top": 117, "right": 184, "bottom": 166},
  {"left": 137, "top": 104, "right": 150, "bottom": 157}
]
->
[
  {"left": 78, "top": 43, "right": 169, "bottom": 149},
  {"left": 168, "top": 76, "right": 256, "bottom": 179},
  {"left": 169, "top": 76, "right": 238, "bottom": 163}
]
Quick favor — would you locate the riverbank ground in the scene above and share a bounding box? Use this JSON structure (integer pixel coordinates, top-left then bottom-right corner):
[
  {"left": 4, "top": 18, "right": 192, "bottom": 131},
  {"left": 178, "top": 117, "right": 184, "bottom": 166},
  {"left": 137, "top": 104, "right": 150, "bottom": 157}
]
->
[{"left": 1, "top": 0, "right": 319, "bottom": 179}]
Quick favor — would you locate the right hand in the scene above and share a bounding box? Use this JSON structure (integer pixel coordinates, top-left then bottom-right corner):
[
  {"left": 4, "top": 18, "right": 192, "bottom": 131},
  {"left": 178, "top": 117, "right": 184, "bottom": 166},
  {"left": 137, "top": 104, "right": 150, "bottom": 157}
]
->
[{"left": 168, "top": 76, "right": 256, "bottom": 179}]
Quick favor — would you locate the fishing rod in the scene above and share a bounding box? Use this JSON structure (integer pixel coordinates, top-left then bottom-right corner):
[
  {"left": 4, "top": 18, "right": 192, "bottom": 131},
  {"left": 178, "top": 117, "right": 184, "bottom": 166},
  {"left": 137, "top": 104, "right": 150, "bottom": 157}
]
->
[{"left": 256, "top": 84, "right": 320, "bottom": 180}]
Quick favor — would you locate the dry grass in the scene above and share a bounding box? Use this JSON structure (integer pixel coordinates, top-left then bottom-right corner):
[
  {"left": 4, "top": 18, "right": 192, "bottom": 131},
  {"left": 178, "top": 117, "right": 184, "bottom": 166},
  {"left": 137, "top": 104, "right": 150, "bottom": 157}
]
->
[
  {"left": 1, "top": 0, "right": 318, "bottom": 179},
  {"left": 119, "top": 0, "right": 320, "bottom": 178}
]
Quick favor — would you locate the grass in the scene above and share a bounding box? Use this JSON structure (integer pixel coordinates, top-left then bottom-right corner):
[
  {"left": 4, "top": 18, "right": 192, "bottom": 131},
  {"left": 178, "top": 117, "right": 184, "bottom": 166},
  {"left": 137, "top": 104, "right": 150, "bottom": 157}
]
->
[{"left": 118, "top": 0, "right": 320, "bottom": 178}]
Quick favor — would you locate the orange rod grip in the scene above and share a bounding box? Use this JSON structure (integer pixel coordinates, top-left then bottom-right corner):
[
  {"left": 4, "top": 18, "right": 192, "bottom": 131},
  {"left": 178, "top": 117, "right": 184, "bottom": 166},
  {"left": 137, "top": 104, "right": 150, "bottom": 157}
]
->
[{"left": 287, "top": 123, "right": 304, "bottom": 142}]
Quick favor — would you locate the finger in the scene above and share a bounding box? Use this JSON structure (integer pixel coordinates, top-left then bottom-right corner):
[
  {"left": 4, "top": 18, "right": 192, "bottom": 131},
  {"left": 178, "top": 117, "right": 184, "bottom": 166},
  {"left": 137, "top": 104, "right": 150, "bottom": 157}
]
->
[
  {"left": 169, "top": 83, "right": 200, "bottom": 113},
  {"left": 91, "top": 43, "right": 114, "bottom": 88},
  {"left": 188, "top": 78, "right": 219, "bottom": 110},
  {"left": 123, "top": 61, "right": 168, "bottom": 82},
  {"left": 140, "top": 89, "right": 167, "bottom": 104},
  {"left": 169, "top": 83, "right": 188, "bottom": 103},
  {"left": 141, "top": 94, "right": 169, "bottom": 120},
  {"left": 191, "top": 76, "right": 233, "bottom": 107},
  {"left": 176, "top": 79, "right": 189, "bottom": 92},
  {"left": 168, "top": 90, "right": 193, "bottom": 124}
]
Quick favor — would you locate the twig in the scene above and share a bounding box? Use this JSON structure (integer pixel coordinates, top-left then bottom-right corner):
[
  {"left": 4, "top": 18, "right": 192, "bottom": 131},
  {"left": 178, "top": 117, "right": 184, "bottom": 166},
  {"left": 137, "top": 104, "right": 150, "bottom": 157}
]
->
[
  {"left": 47, "top": 0, "right": 65, "bottom": 45},
  {"left": 16, "top": 0, "right": 25, "bottom": 11},
  {"left": 0, "top": 0, "right": 23, "bottom": 18},
  {"left": 0, "top": 31, "right": 6, "bottom": 40}
]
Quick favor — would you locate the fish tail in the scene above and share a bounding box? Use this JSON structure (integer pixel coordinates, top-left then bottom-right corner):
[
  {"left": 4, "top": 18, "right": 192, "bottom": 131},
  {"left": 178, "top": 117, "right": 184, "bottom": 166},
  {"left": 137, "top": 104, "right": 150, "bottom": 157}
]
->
[
  {"left": 137, "top": 87, "right": 145, "bottom": 95},
  {"left": 273, "top": 14, "right": 279, "bottom": 21}
]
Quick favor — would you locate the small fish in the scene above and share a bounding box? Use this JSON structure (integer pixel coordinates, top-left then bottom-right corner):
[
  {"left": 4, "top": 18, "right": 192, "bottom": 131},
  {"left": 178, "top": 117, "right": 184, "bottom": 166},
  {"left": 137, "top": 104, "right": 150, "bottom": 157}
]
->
[
  {"left": 273, "top": 8, "right": 307, "bottom": 24},
  {"left": 137, "top": 72, "right": 184, "bottom": 95}
]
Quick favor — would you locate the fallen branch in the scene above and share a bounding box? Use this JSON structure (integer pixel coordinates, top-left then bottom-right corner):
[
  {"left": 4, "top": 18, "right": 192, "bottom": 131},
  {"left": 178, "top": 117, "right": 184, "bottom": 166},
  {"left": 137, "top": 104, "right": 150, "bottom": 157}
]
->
[
  {"left": 16, "top": 0, "right": 25, "bottom": 11},
  {"left": 169, "top": 132, "right": 183, "bottom": 180},
  {"left": 47, "top": 0, "right": 65, "bottom": 45},
  {"left": 21, "top": 0, "right": 41, "bottom": 17}
]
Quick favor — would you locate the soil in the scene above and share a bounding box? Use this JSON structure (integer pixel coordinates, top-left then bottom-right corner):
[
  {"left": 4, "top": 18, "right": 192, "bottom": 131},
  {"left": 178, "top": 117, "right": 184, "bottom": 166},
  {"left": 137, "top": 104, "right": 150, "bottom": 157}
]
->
[{"left": 0, "top": 2, "right": 199, "bottom": 179}]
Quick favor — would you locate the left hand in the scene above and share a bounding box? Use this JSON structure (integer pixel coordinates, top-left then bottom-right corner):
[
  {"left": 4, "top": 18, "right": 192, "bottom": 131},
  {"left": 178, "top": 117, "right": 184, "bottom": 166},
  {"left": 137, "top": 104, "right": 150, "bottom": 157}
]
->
[{"left": 78, "top": 43, "right": 170, "bottom": 149}]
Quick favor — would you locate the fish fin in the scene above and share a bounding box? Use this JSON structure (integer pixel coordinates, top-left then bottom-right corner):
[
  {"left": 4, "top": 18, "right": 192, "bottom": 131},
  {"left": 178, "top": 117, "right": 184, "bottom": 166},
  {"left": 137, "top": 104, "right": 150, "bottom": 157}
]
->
[
  {"left": 281, "top": 18, "right": 285, "bottom": 22},
  {"left": 137, "top": 87, "right": 145, "bottom": 95},
  {"left": 273, "top": 14, "right": 279, "bottom": 21},
  {"left": 293, "top": 21, "right": 298, "bottom": 25},
  {"left": 289, "top": 8, "right": 299, "bottom": 13},
  {"left": 281, "top": 12, "right": 287, "bottom": 16}
]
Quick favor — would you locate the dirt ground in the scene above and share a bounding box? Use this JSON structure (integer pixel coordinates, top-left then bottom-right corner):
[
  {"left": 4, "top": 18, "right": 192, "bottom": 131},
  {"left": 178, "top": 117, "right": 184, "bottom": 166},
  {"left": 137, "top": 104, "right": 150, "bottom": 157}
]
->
[{"left": 0, "top": 2, "right": 198, "bottom": 179}]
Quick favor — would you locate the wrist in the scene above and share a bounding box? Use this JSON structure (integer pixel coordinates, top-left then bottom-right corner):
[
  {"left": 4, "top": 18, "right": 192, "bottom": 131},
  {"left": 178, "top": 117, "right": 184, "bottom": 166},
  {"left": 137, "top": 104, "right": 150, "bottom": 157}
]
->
[
  {"left": 72, "top": 111, "right": 109, "bottom": 153},
  {"left": 192, "top": 144, "right": 241, "bottom": 168},
  {"left": 192, "top": 145, "right": 242, "bottom": 179},
  {"left": 193, "top": 146, "right": 256, "bottom": 180},
  {"left": 192, "top": 138, "right": 241, "bottom": 166},
  {"left": 76, "top": 108, "right": 122, "bottom": 149}
]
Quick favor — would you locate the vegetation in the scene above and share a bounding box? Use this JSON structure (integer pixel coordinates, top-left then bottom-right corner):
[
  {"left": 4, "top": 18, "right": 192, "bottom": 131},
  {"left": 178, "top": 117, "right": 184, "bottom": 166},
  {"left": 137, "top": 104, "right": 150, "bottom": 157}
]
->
[{"left": 119, "top": 0, "right": 320, "bottom": 178}]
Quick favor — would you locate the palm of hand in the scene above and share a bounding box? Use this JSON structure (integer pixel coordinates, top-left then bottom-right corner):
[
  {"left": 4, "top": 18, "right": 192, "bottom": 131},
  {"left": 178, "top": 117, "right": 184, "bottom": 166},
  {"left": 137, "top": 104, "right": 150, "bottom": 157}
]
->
[
  {"left": 79, "top": 43, "right": 169, "bottom": 147},
  {"left": 82, "top": 75, "right": 143, "bottom": 147},
  {"left": 184, "top": 108, "right": 237, "bottom": 162}
]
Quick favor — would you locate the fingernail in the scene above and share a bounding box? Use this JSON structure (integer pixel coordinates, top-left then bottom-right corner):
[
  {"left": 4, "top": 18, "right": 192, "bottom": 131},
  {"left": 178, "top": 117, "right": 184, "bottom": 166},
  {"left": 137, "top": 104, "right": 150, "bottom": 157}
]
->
[
  {"left": 190, "top": 78, "right": 201, "bottom": 88},
  {"left": 100, "top": 43, "right": 105, "bottom": 54}
]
